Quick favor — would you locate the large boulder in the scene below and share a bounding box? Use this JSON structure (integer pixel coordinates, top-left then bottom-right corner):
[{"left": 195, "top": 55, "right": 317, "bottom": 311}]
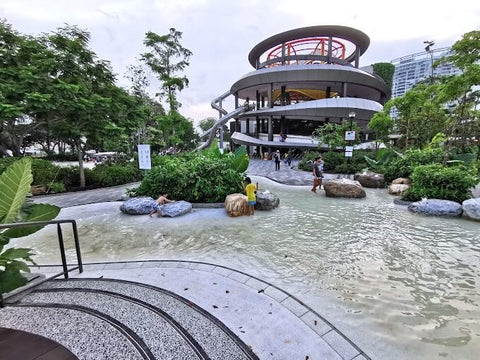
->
[
  {"left": 354, "top": 172, "right": 385, "bottom": 188},
  {"left": 120, "top": 197, "right": 156, "bottom": 214},
  {"left": 324, "top": 179, "right": 366, "bottom": 198},
  {"left": 462, "top": 198, "right": 480, "bottom": 221},
  {"left": 225, "top": 193, "right": 248, "bottom": 217},
  {"left": 392, "top": 177, "right": 411, "bottom": 185},
  {"left": 408, "top": 199, "right": 462, "bottom": 217},
  {"left": 255, "top": 190, "right": 280, "bottom": 210},
  {"left": 120, "top": 197, "right": 192, "bottom": 217},
  {"left": 388, "top": 184, "right": 410, "bottom": 196},
  {"left": 158, "top": 200, "right": 192, "bottom": 217}
]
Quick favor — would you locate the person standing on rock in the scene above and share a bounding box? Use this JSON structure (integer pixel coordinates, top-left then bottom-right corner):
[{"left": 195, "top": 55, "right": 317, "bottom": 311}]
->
[{"left": 311, "top": 156, "right": 324, "bottom": 193}]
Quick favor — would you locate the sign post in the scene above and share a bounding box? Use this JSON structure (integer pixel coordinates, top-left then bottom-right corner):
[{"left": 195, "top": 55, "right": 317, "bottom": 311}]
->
[{"left": 137, "top": 144, "right": 151, "bottom": 171}]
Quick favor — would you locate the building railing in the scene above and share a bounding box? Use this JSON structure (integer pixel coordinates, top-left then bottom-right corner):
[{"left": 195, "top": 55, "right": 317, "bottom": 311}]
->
[{"left": 0, "top": 219, "right": 83, "bottom": 302}]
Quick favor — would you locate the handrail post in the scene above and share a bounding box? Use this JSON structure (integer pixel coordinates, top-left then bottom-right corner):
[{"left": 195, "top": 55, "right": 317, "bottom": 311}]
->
[
  {"left": 56, "top": 223, "right": 69, "bottom": 279},
  {"left": 71, "top": 220, "right": 83, "bottom": 273}
]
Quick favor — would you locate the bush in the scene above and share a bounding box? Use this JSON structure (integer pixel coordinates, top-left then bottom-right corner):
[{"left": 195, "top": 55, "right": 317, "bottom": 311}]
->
[
  {"left": 1, "top": 157, "right": 62, "bottom": 186},
  {"left": 297, "top": 151, "right": 320, "bottom": 171},
  {"left": 31, "top": 158, "right": 62, "bottom": 186},
  {"left": 135, "top": 153, "right": 245, "bottom": 203},
  {"left": 380, "top": 148, "right": 444, "bottom": 182},
  {"left": 47, "top": 182, "right": 66, "bottom": 193},
  {"left": 403, "top": 164, "right": 478, "bottom": 203},
  {"left": 91, "top": 163, "right": 143, "bottom": 187}
]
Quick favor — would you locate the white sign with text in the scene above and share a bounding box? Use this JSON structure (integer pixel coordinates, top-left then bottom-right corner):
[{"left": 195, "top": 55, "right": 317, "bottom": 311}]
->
[{"left": 137, "top": 144, "right": 151, "bottom": 169}]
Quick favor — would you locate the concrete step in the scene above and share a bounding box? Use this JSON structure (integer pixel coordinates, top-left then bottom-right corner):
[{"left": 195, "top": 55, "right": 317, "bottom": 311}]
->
[
  {"left": 0, "top": 305, "right": 146, "bottom": 359},
  {"left": 1, "top": 278, "right": 259, "bottom": 360}
]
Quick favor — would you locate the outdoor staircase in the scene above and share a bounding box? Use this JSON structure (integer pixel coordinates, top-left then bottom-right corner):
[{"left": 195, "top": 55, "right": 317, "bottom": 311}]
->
[{"left": 0, "top": 278, "right": 259, "bottom": 360}]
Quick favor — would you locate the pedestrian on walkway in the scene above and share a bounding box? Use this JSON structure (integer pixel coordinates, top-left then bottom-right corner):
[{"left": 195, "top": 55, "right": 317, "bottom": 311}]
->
[
  {"left": 311, "top": 156, "right": 324, "bottom": 193},
  {"left": 274, "top": 150, "right": 281, "bottom": 170},
  {"left": 286, "top": 150, "right": 292, "bottom": 167}
]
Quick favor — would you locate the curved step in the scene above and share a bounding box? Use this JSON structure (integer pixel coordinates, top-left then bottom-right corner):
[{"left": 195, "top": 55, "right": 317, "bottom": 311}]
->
[
  {"left": 0, "top": 305, "right": 147, "bottom": 359},
  {"left": 6, "top": 278, "right": 259, "bottom": 360}
]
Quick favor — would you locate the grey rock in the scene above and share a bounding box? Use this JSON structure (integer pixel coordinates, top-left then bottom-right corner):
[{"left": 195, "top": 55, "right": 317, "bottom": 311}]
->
[
  {"left": 388, "top": 184, "right": 410, "bottom": 196},
  {"left": 408, "top": 199, "right": 462, "bottom": 217},
  {"left": 158, "top": 200, "right": 192, "bottom": 217},
  {"left": 120, "top": 197, "right": 156, "bottom": 215},
  {"left": 324, "top": 179, "right": 366, "bottom": 198},
  {"left": 255, "top": 190, "right": 280, "bottom": 210},
  {"left": 354, "top": 172, "right": 385, "bottom": 188},
  {"left": 462, "top": 198, "right": 480, "bottom": 221}
]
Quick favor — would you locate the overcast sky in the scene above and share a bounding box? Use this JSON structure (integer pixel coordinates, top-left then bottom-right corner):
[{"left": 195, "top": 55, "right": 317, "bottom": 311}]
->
[{"left": 1, "top": 0, "right": 479, "bottom": 126}]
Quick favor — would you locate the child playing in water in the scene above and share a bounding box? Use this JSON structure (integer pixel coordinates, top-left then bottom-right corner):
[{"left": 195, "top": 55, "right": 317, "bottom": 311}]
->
[
  {"left": 148, "top": 194, "right": 174, "bottom": 217},
  {"left": 244, "top": 177, "right": 258, "bottom": 216}
]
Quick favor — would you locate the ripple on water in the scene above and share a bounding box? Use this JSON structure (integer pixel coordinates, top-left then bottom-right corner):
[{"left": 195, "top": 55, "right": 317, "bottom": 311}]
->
[{"left": 15, "top": 179, "right": 480, "bottom": 359}]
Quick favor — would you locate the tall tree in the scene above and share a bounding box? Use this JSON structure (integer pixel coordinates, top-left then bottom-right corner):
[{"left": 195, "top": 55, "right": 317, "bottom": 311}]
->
[
  {"left": 42, "top": 25, "right": 118, "bottom": 187},
  {"left": 141, "top": 28, "right": 192, "bottom": 113},
  {"left": 140, "top": 28, "right": 196, "bottom": 148},
  {"left": 0, "top": 20, "right": 58, "bottom": 156},
  {"left": 367, "top": 112, "right": 394, "bottom": 152},
  {"left": 199, "top": 117, "right": 231, "bottom": 142},
  {"left": 437, "top": 30, "right": 480, "bottom": 155},
  {"left": 388, "top": 83, "right": 449, "bottom": 149}
]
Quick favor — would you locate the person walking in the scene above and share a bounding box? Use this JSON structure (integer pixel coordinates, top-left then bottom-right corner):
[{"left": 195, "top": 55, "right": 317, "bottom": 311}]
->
[
  {"left": 274, "top": 150, "right": 281, "bottom": 170},
  {"left": 286, "top": 150, "right": 292, "bottom": 167},
  {"left": 311, "top": 156, "right": 324, "bottom": 193}
]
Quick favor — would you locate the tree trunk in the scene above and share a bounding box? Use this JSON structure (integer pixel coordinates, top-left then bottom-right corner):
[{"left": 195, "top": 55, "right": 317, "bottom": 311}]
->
[{"left": 77, "top": 143, "right": 86, "bottom": 188}]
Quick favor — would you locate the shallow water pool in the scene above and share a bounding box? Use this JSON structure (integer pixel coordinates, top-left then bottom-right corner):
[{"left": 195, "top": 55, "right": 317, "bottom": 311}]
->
[{"left": 16, "top": 176, "right": 480, "bottom": 359}]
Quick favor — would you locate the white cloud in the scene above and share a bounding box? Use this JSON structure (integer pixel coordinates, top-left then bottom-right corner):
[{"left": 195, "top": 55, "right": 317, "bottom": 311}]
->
[{"left": 1, "top": 0, "right": 479, "bottom": 122}]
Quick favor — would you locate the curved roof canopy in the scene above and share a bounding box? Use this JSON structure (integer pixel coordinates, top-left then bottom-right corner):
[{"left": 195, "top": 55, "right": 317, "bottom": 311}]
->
[{"left": 248, "top": 25, "right": 370, "bottom": 68}]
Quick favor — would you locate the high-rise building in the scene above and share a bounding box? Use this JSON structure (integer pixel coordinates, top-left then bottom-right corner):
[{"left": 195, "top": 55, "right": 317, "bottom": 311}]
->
[{"left": 391, "top": 47, "right": 461, "bottom": 99}]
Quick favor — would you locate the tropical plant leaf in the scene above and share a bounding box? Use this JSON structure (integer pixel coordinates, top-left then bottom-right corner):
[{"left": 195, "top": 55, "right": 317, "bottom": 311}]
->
[
  {"left": 233, "top": 145, "right": 247, "bottom": 159},
  {"left": 2, "top": 203, "right": 61, "bottom": 239},
  {"left": 0, "top": 269, "right": 28, "bottom": 294},
  {"left": 231, "top": 154, "right": 249, "bottom": 173},
  {"left": 364, "top": 156, "right": 378, "bottom": 169},
  {"left": 0, "top": 247, "right": 35, "bottom": 261},
  {"left": 0, "top": 158, "right": 33, "bottom": 224}
]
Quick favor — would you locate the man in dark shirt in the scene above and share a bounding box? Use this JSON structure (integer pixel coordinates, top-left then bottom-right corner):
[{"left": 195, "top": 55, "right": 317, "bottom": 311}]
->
[{"left": 311, "top": 156, "right": 324, "bottom": 193}]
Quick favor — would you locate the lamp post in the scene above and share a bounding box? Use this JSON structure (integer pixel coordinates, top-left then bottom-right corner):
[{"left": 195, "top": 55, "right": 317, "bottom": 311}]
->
[
  {"left": 345, "top": 111, "right": 356, "bottom": 161},
  {"left": 424, "top": 40, "right": 435, "bottom": 83},
  {"left": 348, "top": 111, "right": 356, "bottom": 131}
]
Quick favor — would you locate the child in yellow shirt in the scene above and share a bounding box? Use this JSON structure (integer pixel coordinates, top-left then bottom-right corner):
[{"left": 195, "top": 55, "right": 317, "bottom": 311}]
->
[{"left": 244, "top": 177, "right": 258, "bottom": 215}]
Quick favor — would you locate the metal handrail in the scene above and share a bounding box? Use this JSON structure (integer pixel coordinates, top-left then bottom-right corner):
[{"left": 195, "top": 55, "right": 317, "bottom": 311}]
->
[{"left": 0, "top": 219, "right": 83, "bottom": 299}]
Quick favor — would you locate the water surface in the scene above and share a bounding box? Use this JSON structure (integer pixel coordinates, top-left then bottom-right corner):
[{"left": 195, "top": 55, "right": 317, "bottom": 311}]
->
[{"left": 16, "top": 177, "right": 480, "bottom": 359}]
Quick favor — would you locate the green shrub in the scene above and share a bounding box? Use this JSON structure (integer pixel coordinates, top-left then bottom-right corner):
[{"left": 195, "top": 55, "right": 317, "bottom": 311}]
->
[
  {"left": 91, "top": 163, "right": 143, "bottom": 187},
  {"left": 47, "top": 182, "right": 66, "bottom": 193},
  {"left": 31, "top": 159, "right": 61, "bottom": 186},
  {"left": 297, "top": 151, "right": 320, "bottom": 171},
  {"left": 135, "top": 153, "right": 244, "bottom": 203},
  {"left": 403, "top": 164, "right": 478, "bottom": 202},
  {"left": 381, "top": 148, "right": 445, "bottom": 182},
  {"left": 1, "top": 157, "right": 63, "bottom": 187},
  {"left": 56, "top": 166, "right": 81, "bottom": 188}
]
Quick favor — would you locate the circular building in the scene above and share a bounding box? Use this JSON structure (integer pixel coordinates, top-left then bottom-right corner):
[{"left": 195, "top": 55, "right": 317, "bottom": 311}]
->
[{"left": 203, "top": 25, "right": 390, "bottom": 153}]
